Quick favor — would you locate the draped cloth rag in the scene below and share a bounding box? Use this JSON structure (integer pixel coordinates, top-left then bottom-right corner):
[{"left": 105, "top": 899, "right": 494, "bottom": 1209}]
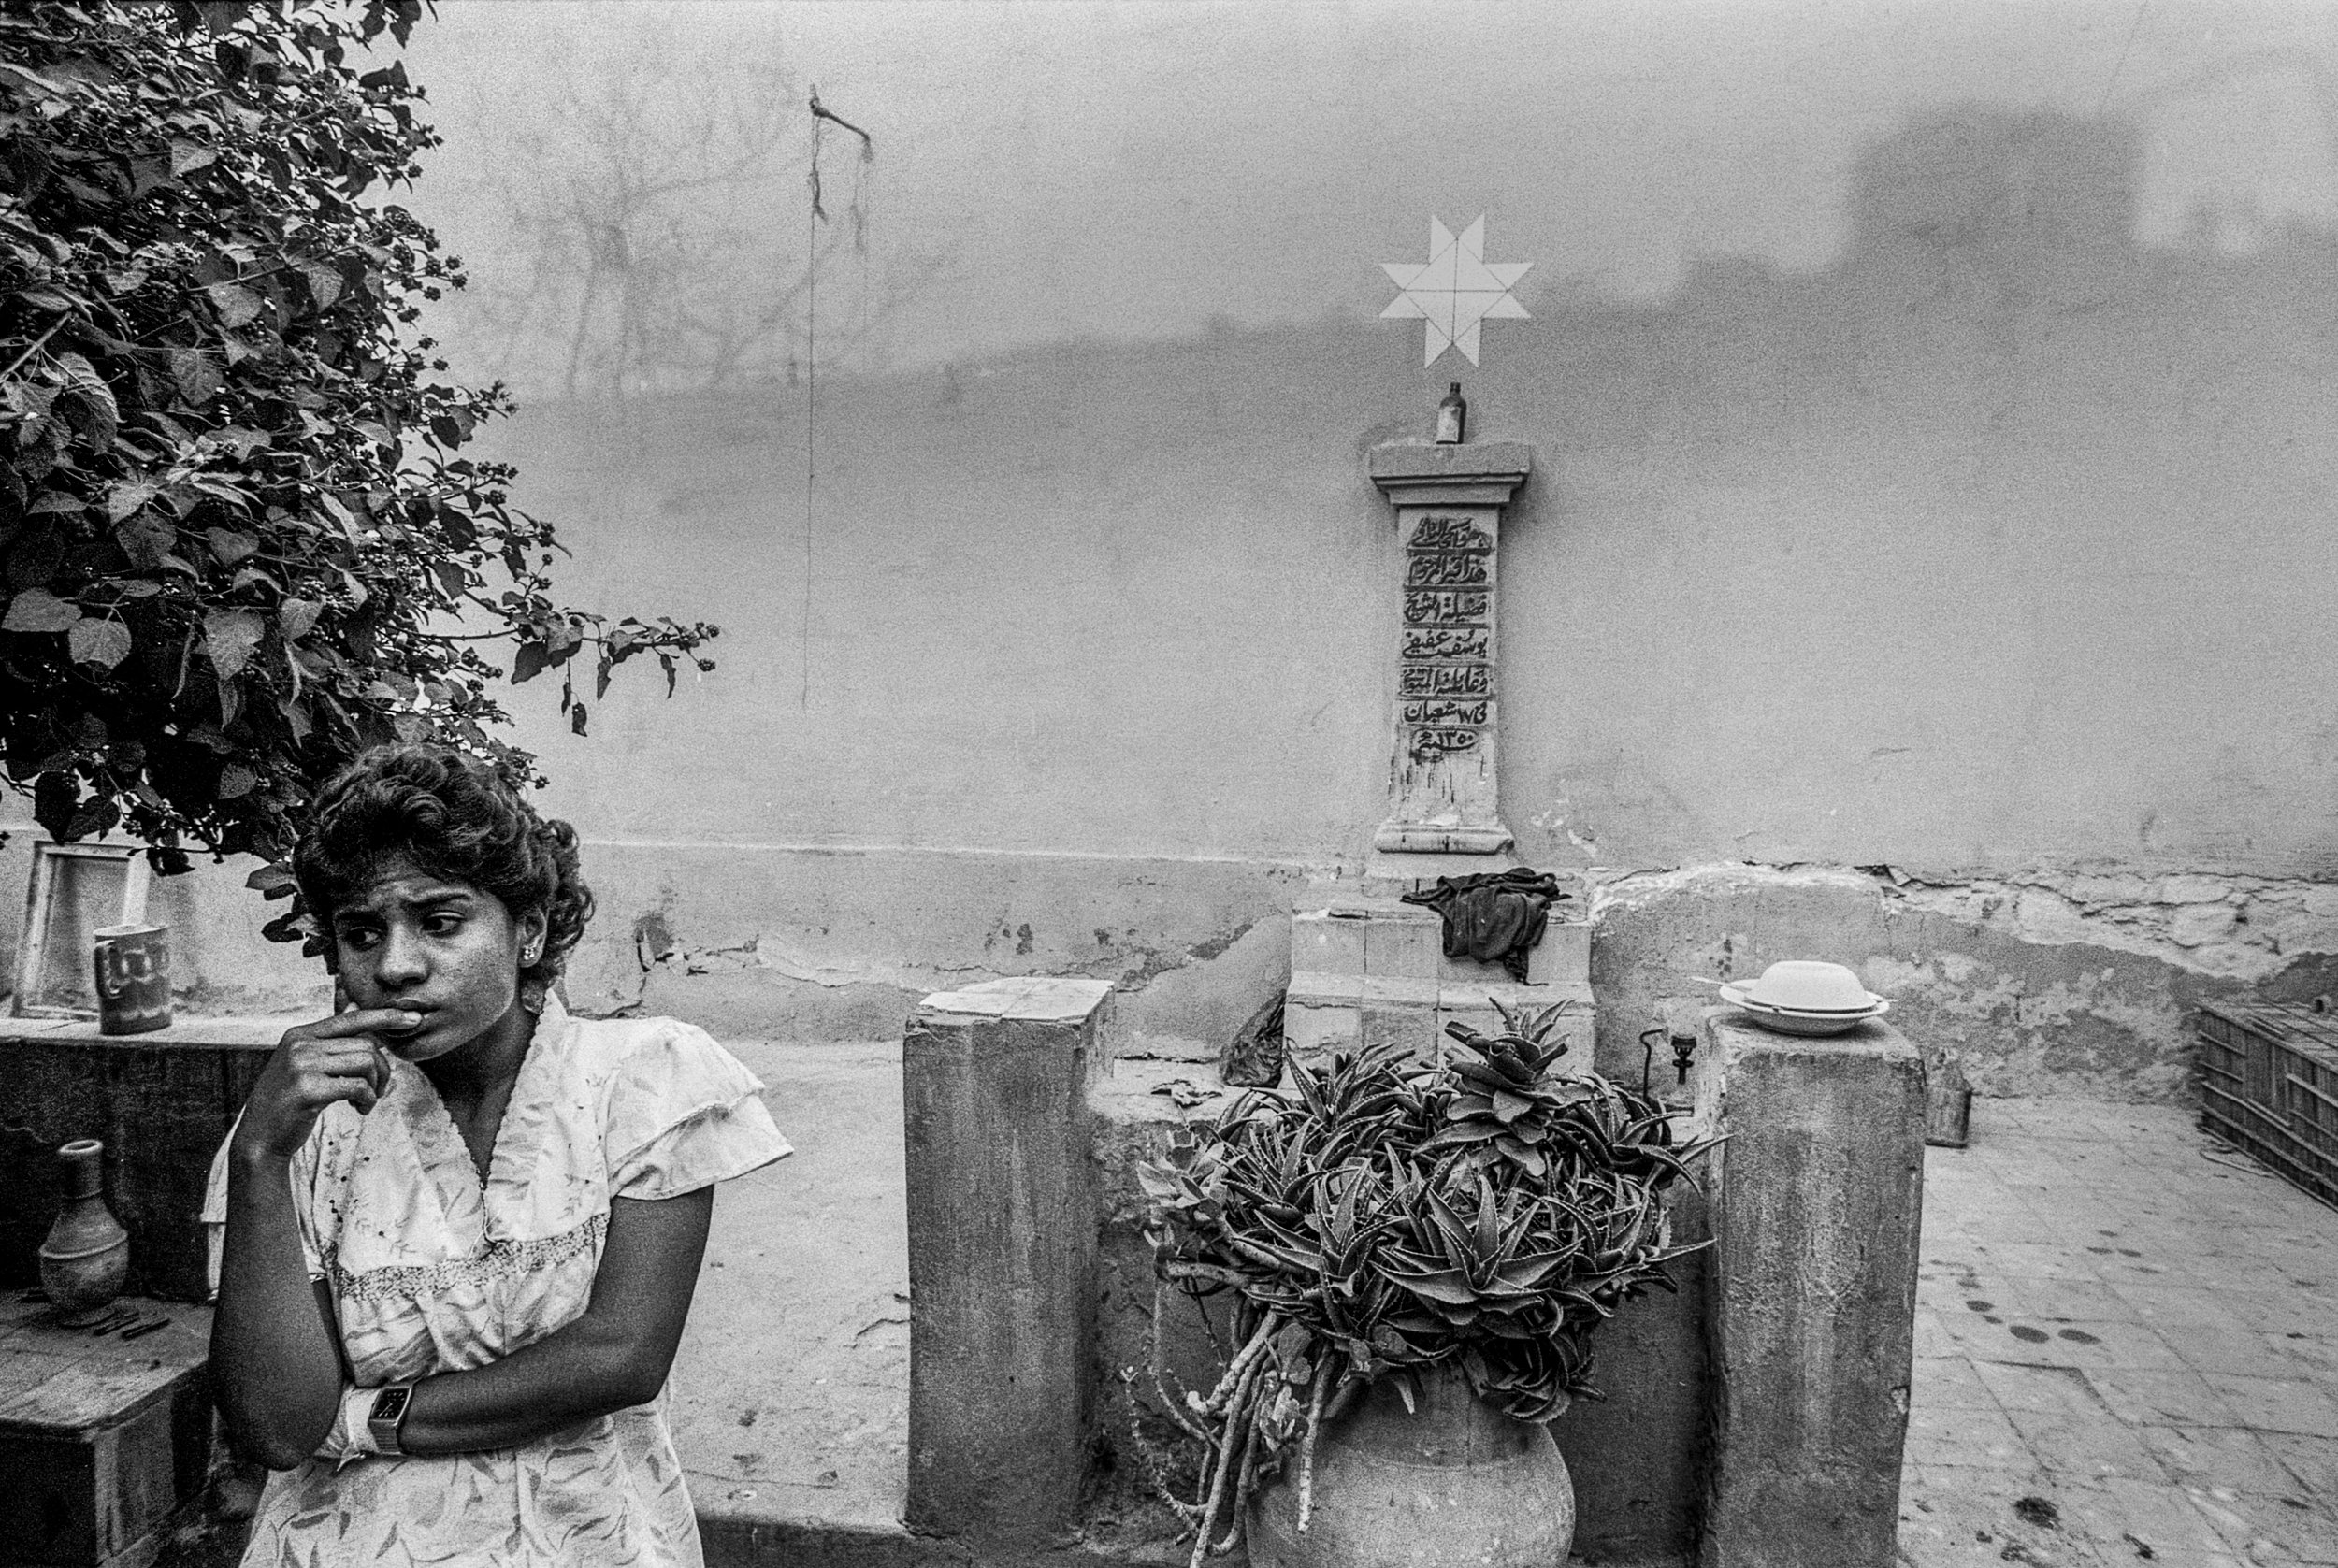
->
[{"left": 1400, "top": 869, "right": 1570, "bottom": 983}]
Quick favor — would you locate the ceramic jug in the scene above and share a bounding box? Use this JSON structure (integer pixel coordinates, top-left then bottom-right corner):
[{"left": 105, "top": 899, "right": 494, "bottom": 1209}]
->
[
  {"left": 40, "top": 1138, "right": 129, "bottom": 1321},
  {"left": 1248, "top": 1366, "right": 1575, "bottom": 1568}
]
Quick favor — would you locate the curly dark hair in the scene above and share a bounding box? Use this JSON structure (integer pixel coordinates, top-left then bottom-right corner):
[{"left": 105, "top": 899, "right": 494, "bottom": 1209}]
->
[{"left": 292, "top": 744, "right": 594, "bottom": 988}]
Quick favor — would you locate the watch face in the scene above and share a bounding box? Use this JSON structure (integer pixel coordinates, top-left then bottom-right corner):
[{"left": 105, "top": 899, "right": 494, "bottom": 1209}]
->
[{"left": 370, "top": 1387, "right": 411, "bottom": 1423}]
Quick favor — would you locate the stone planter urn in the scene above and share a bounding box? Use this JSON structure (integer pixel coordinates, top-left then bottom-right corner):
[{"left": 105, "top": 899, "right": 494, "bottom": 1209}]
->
[
  {"left": 40, "top": 1138, "right": 129, "bottom": 1322},
  {"left": 1247, "top": 1367, "right": 1575, "bottom": 1568}
]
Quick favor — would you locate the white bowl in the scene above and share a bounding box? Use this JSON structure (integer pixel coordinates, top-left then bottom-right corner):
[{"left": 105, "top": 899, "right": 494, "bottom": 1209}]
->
[{"left": 1729, "top": 960, "right": 1883, "bottom": 1013}]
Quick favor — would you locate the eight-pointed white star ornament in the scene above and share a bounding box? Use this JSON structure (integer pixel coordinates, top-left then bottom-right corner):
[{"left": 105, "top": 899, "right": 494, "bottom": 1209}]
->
[{"left": 1379, "top": 216, "right": 1532, "bottom": 367}]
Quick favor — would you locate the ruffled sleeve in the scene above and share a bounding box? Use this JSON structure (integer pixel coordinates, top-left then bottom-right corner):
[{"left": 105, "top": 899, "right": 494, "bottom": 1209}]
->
[
  {"left": 603, "top": 1020, "right": 792, "bottom": 1201},
  {"left": 199, "top": 1113, "right": 329, "bottom": 1299}
]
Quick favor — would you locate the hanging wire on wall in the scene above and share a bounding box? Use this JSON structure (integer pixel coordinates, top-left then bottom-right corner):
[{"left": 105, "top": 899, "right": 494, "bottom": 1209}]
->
[{"left": 801, "top": 86, "right": 873, "bottom": 711}]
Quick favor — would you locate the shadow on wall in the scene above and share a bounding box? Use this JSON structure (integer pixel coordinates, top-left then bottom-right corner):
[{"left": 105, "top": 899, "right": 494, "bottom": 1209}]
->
[{"left": 5, "top": 105, "right": 2330, "bottom": 1099}]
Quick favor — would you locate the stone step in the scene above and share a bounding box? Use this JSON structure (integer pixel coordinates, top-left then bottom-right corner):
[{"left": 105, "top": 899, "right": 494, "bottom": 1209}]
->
[
  {"left": 1284, "top": 972, "right": 1594, "bottom": 1064},
  {"left": 1291, "top": 901, "right": 1589, "bottom": 987}
]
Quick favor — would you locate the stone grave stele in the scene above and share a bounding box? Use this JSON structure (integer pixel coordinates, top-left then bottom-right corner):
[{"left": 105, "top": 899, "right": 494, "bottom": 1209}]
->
[{"left": 1282, "top": 435, "right": 1593, "bottom": 1065}]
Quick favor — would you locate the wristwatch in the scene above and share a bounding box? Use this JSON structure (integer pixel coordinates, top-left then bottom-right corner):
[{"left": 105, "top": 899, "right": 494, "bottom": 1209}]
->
[{"left": 367, "top": 1384, "right": 415, "bottom": 1457}]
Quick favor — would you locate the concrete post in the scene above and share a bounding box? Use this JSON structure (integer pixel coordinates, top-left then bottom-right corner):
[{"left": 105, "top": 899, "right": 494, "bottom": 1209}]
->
[
  {"left": 902, "top": 976, "right": 1115, "bottom": 1546},
  {"left": 1697, "top": 1010, "right": 1925, "bottom": 1568}
]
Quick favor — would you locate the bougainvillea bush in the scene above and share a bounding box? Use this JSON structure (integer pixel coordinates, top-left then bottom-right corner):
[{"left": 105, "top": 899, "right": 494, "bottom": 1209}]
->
[
  {"left": 0, "top": 0, "right": 714, "bottom": 918},
  {"left": 1134, "top": 1000, "right": 1713, "bottom": 1561}
]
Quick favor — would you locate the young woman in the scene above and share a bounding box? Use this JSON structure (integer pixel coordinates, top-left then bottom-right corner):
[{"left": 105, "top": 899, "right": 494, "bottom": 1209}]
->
[{"left": 204, "top": 744, "right": 789, "bottom": 1565}]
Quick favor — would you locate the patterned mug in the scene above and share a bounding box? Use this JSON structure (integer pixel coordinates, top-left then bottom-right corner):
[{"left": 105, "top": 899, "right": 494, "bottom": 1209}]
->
[{"left": 94, "top": 922, "right": 171, "bottom": 1035}]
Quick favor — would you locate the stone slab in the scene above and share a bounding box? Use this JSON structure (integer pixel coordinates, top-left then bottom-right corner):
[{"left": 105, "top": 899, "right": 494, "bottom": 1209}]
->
[
  {"left": 1359, "top": 850, "right": 1523, "bottom": 899},
  {"left": 1698, "top": 1009, "right": 1925, "bottom": 1568},
  {"left": 1292, "top": 895, "right": 1588, "bottom": 988},
  {"left": 915, "top": 976, "right": 1117, "bottom": 1024},
  {"left": 1366, "top": 439, "right": 1536, "bottom": 482},
  {"left": 1289, "top": 910, "right": 1367, "bottom": 977}
]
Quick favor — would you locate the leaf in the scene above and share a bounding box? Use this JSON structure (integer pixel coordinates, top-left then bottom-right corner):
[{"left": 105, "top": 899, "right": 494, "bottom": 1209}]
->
[
  {"left": 216, "top": 764, "right": 256, "bottom": 799},
  {"left": 33, "top": 771, "right": 79, "bottom": 842},
  {"left": 428, "top": 409, "right": 473, "bottom": 448},
  {"left": 246, "top": 863, "right": 298, "bottom": 898},
  {"left": 298, "top": 263, "right": 342, "bottom": 309},
  {"left": 205, "top": 282, "right": 265, "bottom": 329},
  {"left": 108, "top": 478, "right": 162, "bottom": 523},
  {"left": 3, "top": 588, "right": 81, "bottom": 632},
  {"left": 1494, "top": 1136, "right": 1548, "bottom": 1176},
  {"left": 168, "top": 139, "right": 219, "bottom": 178},
  {"left": 511, "top": 640, "right": 550, "bottom": 684},
  {"left": 206, "top": 527, "right": 259, "bottom": 567},
  {"left": 1385, "top": 1266, "right": 1479, "bottom": 1306},
  {"left": 279, "top": 597, "right": 323, "bottom": 642},
  {"left": 169, "top": 349, "right": 223, "bottom": 405},
  {"left": 570, "top": 701, "right": 588, "bottom": 736},
  {"left": 203, "top": 608, "right": 265, "bottom": 680},
  {"left": 115, "top": 511, "right": 175, "bottom": 569},
  {"left": 0, "top": 61, "right": 70, "bottom": 99},
  {"left": 52, "top": 352, "right": 117, "bottom": 451},
  {"left": 67, "top": 617, "right": 131, "bottom": 668}
]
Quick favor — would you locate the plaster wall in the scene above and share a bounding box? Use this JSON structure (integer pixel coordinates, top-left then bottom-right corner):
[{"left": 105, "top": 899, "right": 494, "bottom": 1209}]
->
[
  {"left": 462, "top": 154, "right": 2338, "bottom": 1086},
  {"left": 10, "top": 7, "right": 2338, "bottom": 1095}
]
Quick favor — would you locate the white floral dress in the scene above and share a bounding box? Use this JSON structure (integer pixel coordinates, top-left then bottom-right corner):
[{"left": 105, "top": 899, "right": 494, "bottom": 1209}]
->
[{"left": 201, "top": 997, "right": 790, "bottom": 1566}]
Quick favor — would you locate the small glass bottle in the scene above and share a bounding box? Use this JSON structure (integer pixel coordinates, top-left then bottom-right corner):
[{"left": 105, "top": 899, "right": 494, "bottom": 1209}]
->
[{"left": 1434, "top": 381, "right": 1466, "bottom": 444}]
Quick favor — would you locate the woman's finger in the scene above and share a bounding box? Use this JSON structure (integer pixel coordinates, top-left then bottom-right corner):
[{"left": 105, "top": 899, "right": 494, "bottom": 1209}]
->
[
  {"left": 293, "top": 1065, "right": 385, "bottom": 1113},
  {"left": 292, "top": 1007, "right": 426, "bottom": 1043},
  {"left": 291, "top": 1040, "right": 390, "bottom": 1075}
]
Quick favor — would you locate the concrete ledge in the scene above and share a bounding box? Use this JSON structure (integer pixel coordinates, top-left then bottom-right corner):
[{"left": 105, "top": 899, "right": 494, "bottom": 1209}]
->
[
  {"left": 1367, "top": 439, "right": 1532, "bottom": 507},
  {"left": 1696, "top": 1010, "right": 1925, "bottom": 1568}
]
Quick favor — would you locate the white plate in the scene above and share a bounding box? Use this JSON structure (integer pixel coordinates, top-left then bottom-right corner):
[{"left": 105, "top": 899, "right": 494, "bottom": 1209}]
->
[{"left": 1718, "top": 985, "right": 1890, "bottom": 1036}]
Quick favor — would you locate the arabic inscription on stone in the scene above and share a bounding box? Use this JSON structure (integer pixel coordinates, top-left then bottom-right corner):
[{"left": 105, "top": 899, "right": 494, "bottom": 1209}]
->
[{"left": 1397, "top": 513, "right": 1495, "bottom": 766}]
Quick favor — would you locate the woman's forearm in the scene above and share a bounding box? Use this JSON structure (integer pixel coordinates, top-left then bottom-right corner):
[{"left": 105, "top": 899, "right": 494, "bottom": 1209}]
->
[
  {"left": 395, "top": 1188, "right": 714, "bottom": 1456},
  {"left": 395, "top": 1310, "right": 670, "bottom": 1455},
  {"left": 209, "top": 1149, "right": 346, "bottom": 1469}
]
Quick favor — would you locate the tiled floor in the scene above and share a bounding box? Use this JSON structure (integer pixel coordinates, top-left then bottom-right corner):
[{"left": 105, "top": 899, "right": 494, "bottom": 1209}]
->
[{"left": 1902, "top": 1098, "right": 2338, "bottom": 1567}]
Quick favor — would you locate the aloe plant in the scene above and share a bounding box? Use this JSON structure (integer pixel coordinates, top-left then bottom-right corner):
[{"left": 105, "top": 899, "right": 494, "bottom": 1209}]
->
[{"left": 1133, "top": 999, "right": 1713, "bottom": 1563}]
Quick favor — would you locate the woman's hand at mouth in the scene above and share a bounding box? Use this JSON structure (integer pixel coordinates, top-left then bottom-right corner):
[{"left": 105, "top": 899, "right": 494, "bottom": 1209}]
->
[{"left": 233, "top": 1009, "right": 420, "bottom": 1163}]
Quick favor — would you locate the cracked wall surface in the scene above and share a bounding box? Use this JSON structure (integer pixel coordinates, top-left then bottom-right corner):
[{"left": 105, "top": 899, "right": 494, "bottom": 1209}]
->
[
  {"left": 1592, "top": 863, "right": 2338, "bottom": 1101},
  {"left": 564, "top": 841, "right": 1306, "bottom": 1050},
  {"left": 6, "top": 818, "right": 2329, "bottom": 1104}
]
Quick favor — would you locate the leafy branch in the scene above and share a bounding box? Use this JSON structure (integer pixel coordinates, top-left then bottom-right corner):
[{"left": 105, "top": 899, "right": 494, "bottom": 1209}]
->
[{"left": 0, "top": 0, "right": 717, "bottom": 887}]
